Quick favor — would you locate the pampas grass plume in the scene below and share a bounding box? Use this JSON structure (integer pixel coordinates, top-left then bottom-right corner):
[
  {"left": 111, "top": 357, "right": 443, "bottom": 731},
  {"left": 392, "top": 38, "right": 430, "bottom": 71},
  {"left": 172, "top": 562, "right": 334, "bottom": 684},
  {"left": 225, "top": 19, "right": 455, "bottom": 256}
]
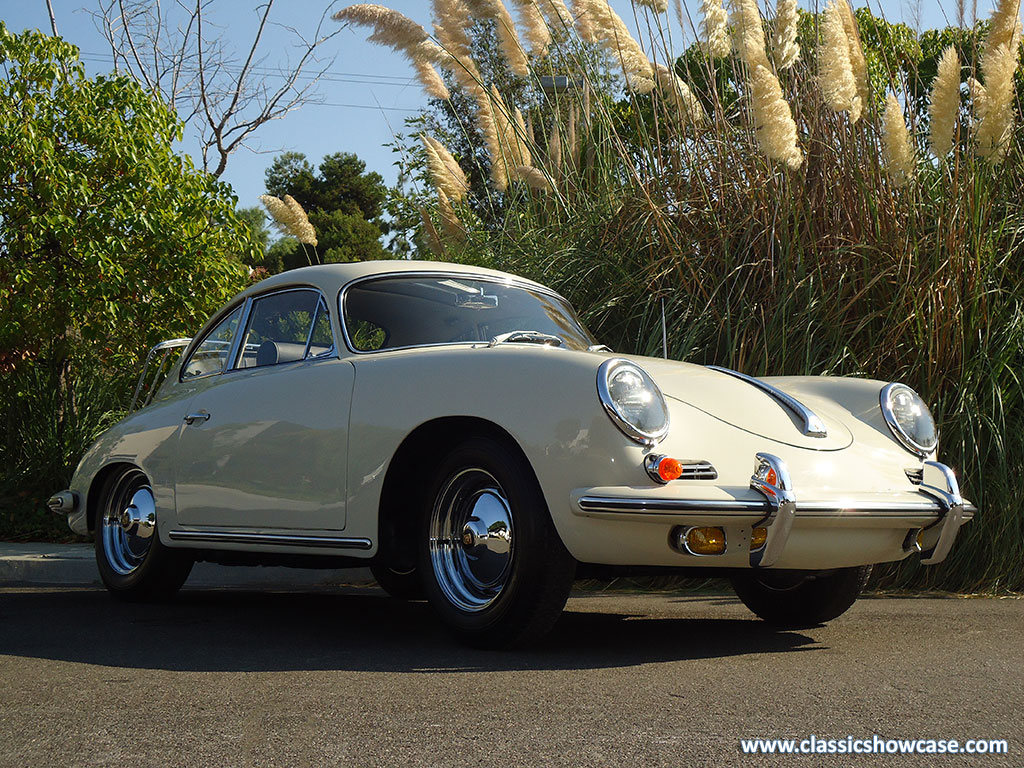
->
[
  {"left": 509, "top": 0, "right": 553, "bottom": 55},
  {"left": 463, "top": 0, "right": 531, "bottom": 76},
  {"left": 730, "top": 0, "right": 770, "bottom": 70},
  {"left": 335, "top": 5, "right": 450, "bottom": 99},
  {"left": 580, "top": 0, "right": 655, "bottom": 92},
  {"left": 654, "top": 63, "right": 706, "bottom": 126},
  {"left": 818, "top": 2, "right": 860, "bottom": 120},
  {"left": 750, "top": 64, "right": 802, "bottom": 168},
  {"left": 259, "top": 194, "right": 318, "bottom": 247},
  {"left": 635, "top": 0, "right": 669, "bottom": 12},
  {"left": 700, "top": 0, "right": 731, "bottom": 58},
  {"left": 928, "top": 46, "right": 961, "bottom": 157},
  {"left": 771, "top": 0, "right": 800, "bottom": 70},
  {"left": 882, "top": 93, "right": 914, "bottom": 185},
  {"left": 976, "top": 42, "right": 1018, "bottom": 159},
  {"left": 512, "top": 165, "right": 555, "bottom": 191},
  {"left": 422, "top": 135, "right": 471, "bottom": 202},
  {"left": 836, "top": 0, "right": 869, "bottom": 116}
]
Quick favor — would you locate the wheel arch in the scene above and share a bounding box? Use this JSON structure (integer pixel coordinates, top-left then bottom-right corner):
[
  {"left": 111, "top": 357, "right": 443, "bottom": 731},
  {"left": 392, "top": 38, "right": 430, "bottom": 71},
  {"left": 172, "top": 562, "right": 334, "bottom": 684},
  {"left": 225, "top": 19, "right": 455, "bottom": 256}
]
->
[
  {"left": 85, "top": 461, "right": 141, "bottom": 533},
  {"left": 375, "top": 416, "right": 544, "bottom": 569}
]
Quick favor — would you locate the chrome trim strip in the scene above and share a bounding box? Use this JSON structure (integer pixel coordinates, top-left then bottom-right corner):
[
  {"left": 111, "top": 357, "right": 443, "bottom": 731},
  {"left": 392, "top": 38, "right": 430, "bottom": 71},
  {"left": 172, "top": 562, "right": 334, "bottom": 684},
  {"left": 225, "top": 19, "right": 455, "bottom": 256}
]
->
[
  {"left": 707, "top": 366, "right": 828, "bottom": 438},
  {"left": 167, "top": 530, "right": 373, "bottom": 550},
  {"left": 577, "top": 495, "right": 952, "bottom": 516},
  {"left": 337, "top": 271, "right": 587, "bottom": 356},
  {"left": 130, "top": 338, "right": 192, "bottom": 411},
  {"left": 578, "top": 496, "right": 770, "bottom": 513}
]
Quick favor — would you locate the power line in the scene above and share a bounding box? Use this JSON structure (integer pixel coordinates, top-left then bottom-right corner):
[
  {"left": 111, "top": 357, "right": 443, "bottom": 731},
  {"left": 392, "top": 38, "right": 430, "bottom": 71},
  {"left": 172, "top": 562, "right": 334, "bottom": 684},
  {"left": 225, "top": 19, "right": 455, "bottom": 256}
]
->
[{"left": 77, "top": 51, "right": 419, "bottom": 87}]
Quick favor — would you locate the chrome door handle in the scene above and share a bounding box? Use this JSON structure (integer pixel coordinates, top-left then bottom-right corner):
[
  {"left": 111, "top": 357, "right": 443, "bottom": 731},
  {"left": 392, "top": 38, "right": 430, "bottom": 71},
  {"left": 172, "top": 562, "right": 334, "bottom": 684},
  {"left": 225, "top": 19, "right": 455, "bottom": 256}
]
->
[{"left": 184, "top": 412, "right": 210, "bottom": 425}]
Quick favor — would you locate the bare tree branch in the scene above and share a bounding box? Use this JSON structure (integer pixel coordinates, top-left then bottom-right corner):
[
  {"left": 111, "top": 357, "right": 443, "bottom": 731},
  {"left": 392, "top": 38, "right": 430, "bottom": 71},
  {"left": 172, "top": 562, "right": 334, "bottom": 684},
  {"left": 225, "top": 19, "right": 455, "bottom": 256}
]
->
[{"left": 91, "top": 0, "right": 343, "bottom": 178}]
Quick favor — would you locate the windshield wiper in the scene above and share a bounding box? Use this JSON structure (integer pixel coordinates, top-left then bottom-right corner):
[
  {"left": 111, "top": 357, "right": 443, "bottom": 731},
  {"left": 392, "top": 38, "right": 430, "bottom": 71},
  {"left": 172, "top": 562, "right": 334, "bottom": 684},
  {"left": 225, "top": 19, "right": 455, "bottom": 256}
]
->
[{"left": 488, "top": 330, "right": 563, "bottom": 348}]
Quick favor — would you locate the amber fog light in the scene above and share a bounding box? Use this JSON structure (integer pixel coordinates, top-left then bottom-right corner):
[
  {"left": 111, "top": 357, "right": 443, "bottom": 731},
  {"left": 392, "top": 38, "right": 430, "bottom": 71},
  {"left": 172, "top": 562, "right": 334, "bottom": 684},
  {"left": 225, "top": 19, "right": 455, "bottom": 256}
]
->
[
  {"left": 750, "top": 527, "right": 768, "bottom": 551},
  {"left": 682, "top": 526, "right": 726, "bottom": 556}
]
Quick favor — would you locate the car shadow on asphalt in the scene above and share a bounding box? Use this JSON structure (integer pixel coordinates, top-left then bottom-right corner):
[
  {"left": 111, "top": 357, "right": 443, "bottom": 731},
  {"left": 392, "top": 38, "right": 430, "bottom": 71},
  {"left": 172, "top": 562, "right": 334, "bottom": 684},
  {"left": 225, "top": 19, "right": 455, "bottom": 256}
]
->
[{"left": 0, "top": 587, "right": 820, "bottom": 673}]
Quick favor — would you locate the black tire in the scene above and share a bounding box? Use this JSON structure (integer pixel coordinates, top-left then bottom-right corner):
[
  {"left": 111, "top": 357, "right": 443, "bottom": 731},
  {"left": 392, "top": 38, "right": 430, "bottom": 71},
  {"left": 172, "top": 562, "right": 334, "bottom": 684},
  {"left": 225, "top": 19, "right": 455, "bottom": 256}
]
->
[
  {"left": 94, "top": 467, "right": 193, "bottom": 601},
  {"left": 417, "top": 437, "right": 576, "bottom": 649},
  {"left": 730, "top": 566, "right": 872, "bottom": 628},
  {"left": 370, "top": 564, "right": 425, "bottom": 600}
]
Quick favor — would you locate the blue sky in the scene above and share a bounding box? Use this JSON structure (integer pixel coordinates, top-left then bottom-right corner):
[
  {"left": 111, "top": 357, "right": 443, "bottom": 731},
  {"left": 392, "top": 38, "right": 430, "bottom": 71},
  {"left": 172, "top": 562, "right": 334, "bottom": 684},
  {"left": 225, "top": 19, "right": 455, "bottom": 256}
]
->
[{"left": 5, "top": 0, "right": 970, "bottom": 212}]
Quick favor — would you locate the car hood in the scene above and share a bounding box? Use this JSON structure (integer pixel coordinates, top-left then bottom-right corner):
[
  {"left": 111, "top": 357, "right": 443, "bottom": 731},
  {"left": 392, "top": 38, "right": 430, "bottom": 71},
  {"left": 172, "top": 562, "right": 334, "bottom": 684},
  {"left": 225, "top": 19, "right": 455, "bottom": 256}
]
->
[{"left": 627, "top": 357, "right": 854, "bottom": 451}]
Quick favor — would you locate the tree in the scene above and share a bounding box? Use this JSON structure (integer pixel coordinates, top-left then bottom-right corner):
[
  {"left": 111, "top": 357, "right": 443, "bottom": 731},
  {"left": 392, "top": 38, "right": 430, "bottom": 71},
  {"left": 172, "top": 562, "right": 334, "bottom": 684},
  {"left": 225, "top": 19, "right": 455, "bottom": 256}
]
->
[
  {"left": 0, "top": 23, "right": 256, "bottom": 394},
  {"left": 263, "top": 151, "right": 389, "bottom": 268},
  {"left": 95, "top": 0, "right": 342, "bottom": 177}
]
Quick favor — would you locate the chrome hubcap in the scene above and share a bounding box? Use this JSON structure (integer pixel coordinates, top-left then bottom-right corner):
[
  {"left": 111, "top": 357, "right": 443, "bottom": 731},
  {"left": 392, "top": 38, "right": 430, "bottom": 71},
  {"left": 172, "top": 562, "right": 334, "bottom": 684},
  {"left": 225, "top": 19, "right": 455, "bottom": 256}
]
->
[
  {"left": 429, "top": 468, "right": 514, "bottom": 612},
  {"left": 101, "top": 472, "right": 156, "bottom": 576}
]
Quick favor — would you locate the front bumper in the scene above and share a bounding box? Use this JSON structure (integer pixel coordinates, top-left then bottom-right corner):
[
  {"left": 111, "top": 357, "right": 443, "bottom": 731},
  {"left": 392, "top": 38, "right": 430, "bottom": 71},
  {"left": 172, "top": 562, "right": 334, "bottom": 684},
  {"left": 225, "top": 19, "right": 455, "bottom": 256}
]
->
[{"left": 572, "top": 456, "right": 974, "bottom": 569}]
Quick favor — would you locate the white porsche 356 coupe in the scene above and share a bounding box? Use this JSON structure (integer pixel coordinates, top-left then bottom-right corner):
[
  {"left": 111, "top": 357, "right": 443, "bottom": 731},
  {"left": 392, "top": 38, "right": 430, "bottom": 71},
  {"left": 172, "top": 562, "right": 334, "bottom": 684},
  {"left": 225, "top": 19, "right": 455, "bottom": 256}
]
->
[{"left": 52, "top": 261, "right": 973, "bottom": 647}]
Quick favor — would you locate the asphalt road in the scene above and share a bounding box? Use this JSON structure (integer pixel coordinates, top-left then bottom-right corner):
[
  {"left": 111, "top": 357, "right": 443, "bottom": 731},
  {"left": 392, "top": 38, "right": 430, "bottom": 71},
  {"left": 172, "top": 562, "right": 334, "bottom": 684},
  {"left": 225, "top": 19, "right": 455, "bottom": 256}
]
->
[{"left": 0, "top": 585, "right": 1019, "bottom": 767}]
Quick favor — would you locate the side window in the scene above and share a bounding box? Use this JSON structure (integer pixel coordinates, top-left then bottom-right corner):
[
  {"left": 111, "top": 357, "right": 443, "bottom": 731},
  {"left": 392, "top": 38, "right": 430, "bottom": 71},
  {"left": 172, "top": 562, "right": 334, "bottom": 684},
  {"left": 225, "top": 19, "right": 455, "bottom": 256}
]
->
[
  {"left": 348, "top": 318, "right": 388, "bottom": 351},
  {"left": 237, "top": 289, "right": 334, "bottom": 369},
  {"left": 181, "top": 305, "right": 243, "bottom": 380}
]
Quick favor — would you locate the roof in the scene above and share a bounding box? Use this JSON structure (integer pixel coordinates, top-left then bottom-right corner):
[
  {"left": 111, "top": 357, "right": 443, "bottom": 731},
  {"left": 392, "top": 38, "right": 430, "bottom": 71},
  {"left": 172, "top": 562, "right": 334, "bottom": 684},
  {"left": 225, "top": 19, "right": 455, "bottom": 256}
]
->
[{"left": 239, "top": 260, "right": 554, "bottom": 302}]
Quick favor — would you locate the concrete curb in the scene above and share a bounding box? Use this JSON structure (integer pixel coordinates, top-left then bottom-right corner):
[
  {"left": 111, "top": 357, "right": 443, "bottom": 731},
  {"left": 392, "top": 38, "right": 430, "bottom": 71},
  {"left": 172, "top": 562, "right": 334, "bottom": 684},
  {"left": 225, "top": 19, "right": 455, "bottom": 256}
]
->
[{"left": 0, "top": 543, "right": 377, "bottom": 588}]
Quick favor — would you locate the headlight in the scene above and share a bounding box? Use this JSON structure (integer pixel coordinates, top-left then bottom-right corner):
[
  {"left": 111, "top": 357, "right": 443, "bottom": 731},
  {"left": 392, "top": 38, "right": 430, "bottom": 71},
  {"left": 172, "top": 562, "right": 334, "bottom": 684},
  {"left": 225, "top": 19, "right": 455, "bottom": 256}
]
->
[
  {"left": 880, "top": 382, "right": 938, "bottom": 456},
  {"left": 597, "top": 359, "right": 669, "bottom": 444}
]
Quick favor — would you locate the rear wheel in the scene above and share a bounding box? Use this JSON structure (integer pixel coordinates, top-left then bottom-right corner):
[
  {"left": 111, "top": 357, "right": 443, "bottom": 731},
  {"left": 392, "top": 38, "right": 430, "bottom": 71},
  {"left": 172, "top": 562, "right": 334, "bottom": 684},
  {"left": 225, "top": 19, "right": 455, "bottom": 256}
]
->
[
  {"left": 730, "top": 566, "right": 872, "bottom": 628},
  {"left": 418, "top": 437, "right": 576, "bottom": 649},
  {"left": 95, "top": 467, "right": 193, "bottom": 601}
]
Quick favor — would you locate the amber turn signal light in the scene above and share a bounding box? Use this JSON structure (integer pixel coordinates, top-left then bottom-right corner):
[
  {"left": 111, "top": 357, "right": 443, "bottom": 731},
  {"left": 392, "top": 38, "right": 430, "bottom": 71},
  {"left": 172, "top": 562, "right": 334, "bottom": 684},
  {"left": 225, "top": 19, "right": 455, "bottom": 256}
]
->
[
  {"left": 645, "top": 454, "right": 684, "bottom": 483},
  {"left": 750, "top": 527, "right": 768, "bottom": 551}
]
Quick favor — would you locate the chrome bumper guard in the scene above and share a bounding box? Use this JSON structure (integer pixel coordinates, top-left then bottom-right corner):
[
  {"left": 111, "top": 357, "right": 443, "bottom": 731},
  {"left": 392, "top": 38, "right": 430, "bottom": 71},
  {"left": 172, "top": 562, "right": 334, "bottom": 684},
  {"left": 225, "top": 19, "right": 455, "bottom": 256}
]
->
[
  {"left": 748, "top": 453, "right": 796, "bottom": 568},
  {"left": 916, "top": 461, "right": 966, "bottom": 566}
]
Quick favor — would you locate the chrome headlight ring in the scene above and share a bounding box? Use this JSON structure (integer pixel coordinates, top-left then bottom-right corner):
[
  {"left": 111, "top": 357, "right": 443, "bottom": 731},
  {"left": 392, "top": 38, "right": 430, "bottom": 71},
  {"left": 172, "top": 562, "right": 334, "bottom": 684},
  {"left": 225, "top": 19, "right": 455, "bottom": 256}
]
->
[
  {"left": 597, "top": 359, "right": 670, "bottom": 445},
  {"left": 880, "top": 382, "right": 938, "bottom": 457}
]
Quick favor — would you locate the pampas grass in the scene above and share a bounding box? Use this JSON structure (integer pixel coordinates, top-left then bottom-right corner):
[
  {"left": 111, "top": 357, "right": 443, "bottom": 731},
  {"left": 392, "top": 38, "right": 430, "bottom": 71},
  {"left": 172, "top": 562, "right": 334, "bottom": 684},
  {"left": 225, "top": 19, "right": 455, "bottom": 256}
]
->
[
  {"left": 437, "top": 188, "right": 467, "bottom": 242},
  {"left": 334, "top": 5, "right": 450, "bottom": 99},
  {"left": 509, "top": 0, "right": 553, "bottom": 55},
  {"left": 818, "top": 1, "right": 860, "bottom": 121},
  {"left": 836, "top": 0, "right": 869, "bottom": 117},
  {"left": 882, "top": 93, "right": 914, "bottom": 184},
  {"left": 975, "top": 0, "right": 1021, "bottom": 160},
  {"left": 771, "top": 0, "right": 800, "bottom": 70},
  {"left": 635, "top": 0, "right": 669, "bottom": 12},
  {"left": 700, "top": 0, "right": 731, "bottom": 58},
  {"left": 259, "top": 194, "right": 318, "bottom": 247},
  {"left": 463, "top": 0, "right": 531, "bottom": 76},
  {"left": 579, "top": 0, "right": 656, "bottom": 92},
  {"left": 432, "top": 0, "right": 483, "bottom": 88},
  {"left": 421, "top": 135, "right": 471, "bottom": 202},
  {"left": 750, "top": 63, "right": 802, "bottom": 167},
  {"left": 928, "top": 46, "right": 961, "bottom": 157},
  {"left": 654, "top": 63, "right": 706, "bottom": 126},
  {"left": 730, "top": 0, "right": 769, "bottom": 70}
]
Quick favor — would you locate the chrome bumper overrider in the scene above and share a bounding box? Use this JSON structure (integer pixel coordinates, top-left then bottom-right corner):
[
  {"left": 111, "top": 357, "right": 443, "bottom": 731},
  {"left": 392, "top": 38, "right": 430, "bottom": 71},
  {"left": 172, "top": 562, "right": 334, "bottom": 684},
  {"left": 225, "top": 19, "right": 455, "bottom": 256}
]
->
[{"left": 575, "top": 456, "right": 974, "bottom": 568}]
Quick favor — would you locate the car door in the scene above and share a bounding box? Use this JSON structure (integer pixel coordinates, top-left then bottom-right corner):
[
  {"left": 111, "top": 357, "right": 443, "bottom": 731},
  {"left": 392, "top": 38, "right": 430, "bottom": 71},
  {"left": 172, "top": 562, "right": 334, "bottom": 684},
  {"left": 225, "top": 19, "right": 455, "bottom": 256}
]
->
[{"left": 174, "top": 287, "right": 353, "bottom": 531}]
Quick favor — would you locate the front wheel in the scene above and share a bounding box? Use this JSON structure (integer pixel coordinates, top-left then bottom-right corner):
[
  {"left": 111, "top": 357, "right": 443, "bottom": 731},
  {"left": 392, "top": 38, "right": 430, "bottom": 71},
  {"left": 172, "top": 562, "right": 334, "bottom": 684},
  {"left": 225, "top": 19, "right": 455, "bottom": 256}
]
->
[
  {"left": 730, "top": 566, "right": 872, "bottom": 628},
  {"left": 370, "top": 564, "right": 425, "bottom": 600},
  {"left": 95, "top": 467, "right": 193, "bottom": 601},
  {"left": 418, "top": 437, "right": 576, "bottom": 649}
]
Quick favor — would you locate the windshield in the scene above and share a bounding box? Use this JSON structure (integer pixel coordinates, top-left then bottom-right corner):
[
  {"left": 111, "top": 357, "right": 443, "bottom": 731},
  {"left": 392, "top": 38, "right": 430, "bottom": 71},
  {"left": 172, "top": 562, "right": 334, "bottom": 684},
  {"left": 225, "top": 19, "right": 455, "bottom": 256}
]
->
[{"left": 342, "top": 275, "right": 596, "bottom": 352}]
